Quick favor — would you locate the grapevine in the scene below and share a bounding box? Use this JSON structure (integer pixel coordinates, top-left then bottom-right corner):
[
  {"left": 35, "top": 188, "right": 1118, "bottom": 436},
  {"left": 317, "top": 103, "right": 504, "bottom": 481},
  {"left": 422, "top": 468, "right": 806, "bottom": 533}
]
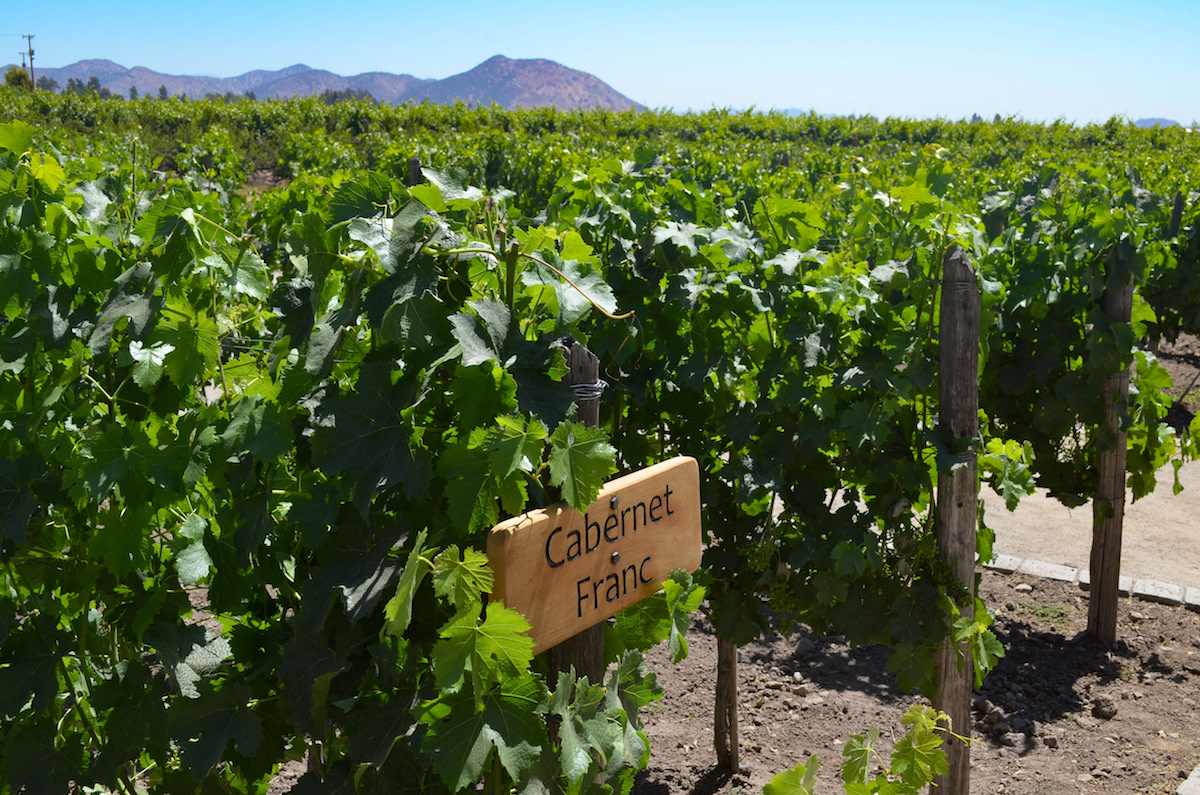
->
[{"left": 0, "top": 92, "right": 1196, "bottom": 792}]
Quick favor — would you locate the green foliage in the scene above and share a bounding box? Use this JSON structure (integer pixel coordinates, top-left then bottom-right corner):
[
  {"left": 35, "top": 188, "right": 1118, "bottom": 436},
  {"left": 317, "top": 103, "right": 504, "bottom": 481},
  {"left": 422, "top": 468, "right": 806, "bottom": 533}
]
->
[
  {"left": 765, "top": 706, "right": 952, "bottom": 795},
  {"left": 548, "top": 419, "right": 619, "bottom": 509},
  {"left": 0, "top": 117, "right": 694, "bottom": 793},
  {"left": 0, "top": 100, "right": 1194, "bottom": 793},
  {"left": 764, "top": 755, "right": 819, "bottom": 795},
  {"left": 3, "top": 67, "right": 32, "bottom": 91}
]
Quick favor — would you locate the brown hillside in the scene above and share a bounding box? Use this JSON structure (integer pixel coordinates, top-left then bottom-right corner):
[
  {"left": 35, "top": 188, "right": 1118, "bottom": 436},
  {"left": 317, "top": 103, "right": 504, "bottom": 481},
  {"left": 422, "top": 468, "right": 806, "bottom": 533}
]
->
[
  {"left": 411, "top": 54, "right": 640, "bottom": 111},
  {"left": 22, "top": 56, "right": 640, "bottom": 110}
]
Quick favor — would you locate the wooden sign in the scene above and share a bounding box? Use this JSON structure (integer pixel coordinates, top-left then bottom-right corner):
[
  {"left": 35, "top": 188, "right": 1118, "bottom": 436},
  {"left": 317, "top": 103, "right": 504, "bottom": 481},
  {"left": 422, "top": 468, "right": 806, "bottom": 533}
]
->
[{"left": 487, "top": 456, "right": 702, "bottom": 654}]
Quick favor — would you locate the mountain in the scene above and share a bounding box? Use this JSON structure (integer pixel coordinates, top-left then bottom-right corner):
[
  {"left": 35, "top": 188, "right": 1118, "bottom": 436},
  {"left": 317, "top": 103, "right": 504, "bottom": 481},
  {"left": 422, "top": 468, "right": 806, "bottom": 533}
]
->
[
  {"left": 19, "top": 56, "right": 640, "bottom": 110},
  {"left": 1135, "top": 117, "right": 1180, "bottom": 128},
  {"left": 415, "top": 55, "right": 638, "bottom": 111}
]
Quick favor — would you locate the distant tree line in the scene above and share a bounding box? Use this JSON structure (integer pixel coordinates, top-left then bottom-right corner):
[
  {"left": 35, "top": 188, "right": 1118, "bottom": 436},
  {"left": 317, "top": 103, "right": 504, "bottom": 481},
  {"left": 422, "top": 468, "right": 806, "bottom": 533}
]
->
[
  {"left": 319, "top": 88, "right": 376, "bottom": 105},
  {"left": 201, "top": 90, "right": 257, "bottom": 102},
  {"left": 3, "top": 71, "right": 377, "bottom": 105}
]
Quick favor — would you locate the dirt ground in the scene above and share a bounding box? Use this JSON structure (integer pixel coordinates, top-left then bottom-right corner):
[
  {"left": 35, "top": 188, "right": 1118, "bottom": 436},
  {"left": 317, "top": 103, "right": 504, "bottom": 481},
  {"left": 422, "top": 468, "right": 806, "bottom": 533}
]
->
[{"left": 635, "top": 570, "right": 1200, "bottom": 794}]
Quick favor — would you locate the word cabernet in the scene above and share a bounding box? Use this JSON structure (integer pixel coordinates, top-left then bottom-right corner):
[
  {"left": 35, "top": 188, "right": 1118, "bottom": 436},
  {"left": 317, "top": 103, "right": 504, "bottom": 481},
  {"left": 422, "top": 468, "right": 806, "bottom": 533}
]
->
[
  {"left": 544, "top": 483, "right": 675, "bottom": 569},
  {"left": 487, "top": 456, "right": 701, "bottom": 653}
]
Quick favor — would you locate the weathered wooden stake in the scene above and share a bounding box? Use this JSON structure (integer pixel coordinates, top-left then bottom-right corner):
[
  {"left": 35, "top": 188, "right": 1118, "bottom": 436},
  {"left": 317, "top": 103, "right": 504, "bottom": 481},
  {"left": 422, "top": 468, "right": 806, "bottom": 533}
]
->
[
  {"left": 932, "top": 246, "right": 980, "bottom": 795},
  {"left": 1087, "top": 273, "right": 1134, "bottom": 644},
  {"left": 1170, "top": 191, "right": 1184, "bottom": 240},
  {"left": 714, "top": 637, "right": 739, "bottom": 770},
  {"left": 545, "top": 341, "right": 606, "bottom": 685},
  {"left": 407, "top": 155, "right": 422, "bottom": 188}
]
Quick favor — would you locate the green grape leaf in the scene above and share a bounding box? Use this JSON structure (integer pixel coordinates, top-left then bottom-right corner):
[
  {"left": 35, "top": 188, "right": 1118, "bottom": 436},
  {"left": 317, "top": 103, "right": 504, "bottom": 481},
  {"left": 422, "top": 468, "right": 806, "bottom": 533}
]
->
[
  {"left": 890, "top": 706, "right": 948, "bottom": 786},
  {"left": 330, "top": 172, "right": 400, "bottom": 225},
  {"left": 890, "top": 179, "right": 938, "bottom": 213},
  {"left": 380, "top": 294, "right": 453, "bottom": 351},
  {"left": 175, "top": 513, "right": 212, "bottom": 585},
  {"left": 201, "top": 250, "right": 269, "bottom": 301},
  {"left": 0, "top": 253, "right": 34, "bottom": 316},
  {"left": 127, "top": 339, "right": 175, "bottom": 390},
  {"left": 979, "top": 437, "right": 1036, "bottom": 511},
  {"left": 448, "top": 363, "right": 519, "bottom": 430},
  {"left": 971, "top": 629, "right": 1006, "bottom": 685},
  {"left": 885, "top": 644, "right": 937, "bottom": 697},
  {"left": 174, "top": 636, "right": 233, "bottom": 699},
  {"left": 269, "top": 278, "right": 315, "bottom": 345},
  {"left": 755, "top": 196, "right": 824, "bottom": 252},
  {"left": 510, "top": 347, "right": 576, "bottom": 426},
  {"left": 409, "top": 182, "right": 448, "bottom": 213},
  {"left": 420, "top": 676, "right": 547, "bottom": 790},
  {"left": 420, "top": 168, "right": 485, "bottom": 209},
  {"left": 548, "top": 420, "right": 617, "bottom": 511},
  {"left": 522, "top": 255, "right": 617, "bottom": 326},
  {"left": 763, "top": 755, "right": 820, "bottom": 795},
  {"left": 0, "top": 120, "right": 34, "bottom": 153},
  {"left": 300, "top": 516, "right": 400, "bottom": 625},
  {"left": 0, "top": 456, "right": 37, "bottom": 553},
  {"left": 432, "top": 545, "right": 494, "bottom": 615},
  {"left": 88, "top": 263, "right": 162, "bottom": 355},
  {"left": 653, "top": 221, "right": 705, "bottom": 257},
  {"left": 154, "top": 297, "right": 220, "bottom": 387},
  {"left": 310, "top": 370, "right": 432, "bottom": 510},
  {"left": 494, "top": 472, "right": 527, "bottom": 516},
  {"left": 600, "top": 683, "right": 651, "bottom": 776},
  {"left": 439, "top": 443, "right": 500, "bottom": 534},
  {"left": 4, "top": 723, "right": 87, "bottom": 795},
  {"left": 74, "top": 422, "right": 186, "bottom": 503},
  {"left": 343, "top": 693, "right": 422, "bottom": 771},
  {"left": 88, "top": 660, "right": 171, "bottom": 765},
  {"left": 0, "top": 618, "right": 66, "bottom": 716},
  {"left": 545, "top": 670, "right": 606, "bottom": 786},
  {"left": 91, "top": 502, "right": 155, "bottom": 577},
  {"left": 389, "top": 200, "right": 446, "bottom": 266},
  {"left": 221, "top": 396, "right": 293, "bottom": 463},
  {"left": 765, "top": 248, "right": 804, "bottom": 276},
  {"left": 662, "top": 570, "right": 706, "bottom": 663},
  {"left": 303, "top": 320, "right": 343, "bottom": 377},
  {"left": 349, "top": 216, "right": 397, "bottom": 272},
  {"left": 279, "top": 629, "right": 347, "bottom": 735},
  {"left": 220, "top": 352, "right": 280, "bottom": 401},
  {"left": 709, "top": 223, "right": 763, "bottom": 265},
  {"left": 480, "top": 414, "right": 546, "bottom": 480},
  {"left": 841, "top": 726, "right": 879, "bottom": 784},
  {"left": 450, "top": 299, "right": 516, "bottom": 367},
  {"left": 432, "top": 602, "right": 534, "bottom": 710},
  {"left": 609, "top": 651, "right": 663, "bottom": 719},
  {"left": 169, "top": 680, "right": 262, "bottom": 781},
  {"left": 383, "top": 530, "right": 433, "bottom": 638}
]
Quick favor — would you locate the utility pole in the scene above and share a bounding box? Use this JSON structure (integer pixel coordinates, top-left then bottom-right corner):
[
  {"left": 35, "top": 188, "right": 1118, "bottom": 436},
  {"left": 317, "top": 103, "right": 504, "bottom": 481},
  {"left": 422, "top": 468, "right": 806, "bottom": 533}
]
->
[{"left": 22, "top": 34, "right": 34, "bottom": 86}]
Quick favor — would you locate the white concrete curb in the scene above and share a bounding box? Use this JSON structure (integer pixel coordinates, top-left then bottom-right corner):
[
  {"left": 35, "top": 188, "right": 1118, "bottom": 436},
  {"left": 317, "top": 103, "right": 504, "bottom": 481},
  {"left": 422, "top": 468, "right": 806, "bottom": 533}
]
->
[{"left": 983, "top": 555, "right": 1200, "bottom": 611}]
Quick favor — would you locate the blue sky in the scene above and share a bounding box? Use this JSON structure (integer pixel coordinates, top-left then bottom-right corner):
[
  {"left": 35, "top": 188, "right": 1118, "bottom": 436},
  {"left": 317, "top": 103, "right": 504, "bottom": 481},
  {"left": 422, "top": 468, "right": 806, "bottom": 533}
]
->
[{"left": 3, "top": 0, "right": 1197, "bottom": 123}]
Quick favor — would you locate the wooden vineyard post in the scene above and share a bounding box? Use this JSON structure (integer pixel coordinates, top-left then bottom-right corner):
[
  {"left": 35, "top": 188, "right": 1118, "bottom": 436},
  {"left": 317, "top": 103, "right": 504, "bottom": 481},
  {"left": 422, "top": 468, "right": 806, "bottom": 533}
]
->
[
  {"left": 545, "top": 341, "right": 607, "bottom": 685},
  {"left": 714, "top": 637, "right": 738, "bottom": 770},
  {"left": 933, "top": 246, "right": 980, "bottom": 795},
  {"left": 1087, "top": 272, "right": 1134, "bottom": 644},
  {"left": 407, "top": 155, "right": 422, "bottom": 187}
]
